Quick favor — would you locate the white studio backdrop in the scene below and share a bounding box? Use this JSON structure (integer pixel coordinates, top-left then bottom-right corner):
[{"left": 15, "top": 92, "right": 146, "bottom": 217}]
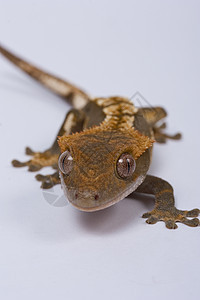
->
[{"left": 0, "top": 1, "right": 199, "bottom": 300}]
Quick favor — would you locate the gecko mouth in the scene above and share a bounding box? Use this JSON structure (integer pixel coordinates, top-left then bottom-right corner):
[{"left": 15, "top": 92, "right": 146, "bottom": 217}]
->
[{"left": 60, "top": 172, "right": 145, "bottom": 212}]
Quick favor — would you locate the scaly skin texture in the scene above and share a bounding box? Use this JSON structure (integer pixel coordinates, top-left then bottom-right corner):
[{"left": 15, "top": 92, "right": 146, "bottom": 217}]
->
[
  {"left": 58, "top": 125, "right": 153, "bottom": 211},
  {"left": 1, "top": 44, "right": 199, "bottom": 229}
]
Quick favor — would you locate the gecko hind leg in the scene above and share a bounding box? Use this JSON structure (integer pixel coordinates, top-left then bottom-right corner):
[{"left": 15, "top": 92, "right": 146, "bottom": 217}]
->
[
  {"left": 135, "top": 175, "right": 199, "bottom": 229},
  {"left": 138, "top": 107, "right": 182, "bottom": 143}
]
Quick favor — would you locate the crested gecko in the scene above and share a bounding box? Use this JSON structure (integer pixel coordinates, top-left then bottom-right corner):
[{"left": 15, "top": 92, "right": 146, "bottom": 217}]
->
[{"left": 1, "top": 45, "right": 199, "bottom": 229}]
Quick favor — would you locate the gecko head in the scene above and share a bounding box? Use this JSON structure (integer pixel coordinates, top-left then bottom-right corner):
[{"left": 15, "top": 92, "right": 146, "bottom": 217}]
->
[{"left": 58, "top": 126, "right": 154, "bottom": 212}]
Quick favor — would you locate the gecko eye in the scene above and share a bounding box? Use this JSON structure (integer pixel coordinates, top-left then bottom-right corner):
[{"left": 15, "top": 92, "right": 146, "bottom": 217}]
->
[
  {"left": 116, "top": 153, "right": 136, "bottom": 179},
  {"left": 58, "top": 150, "right": 73, "bottom": 175}
]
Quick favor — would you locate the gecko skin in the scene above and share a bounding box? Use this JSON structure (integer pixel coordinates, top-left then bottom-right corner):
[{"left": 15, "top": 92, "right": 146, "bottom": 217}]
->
[{"left": 1, "top": 45, "right": 199, "bottom": 229}]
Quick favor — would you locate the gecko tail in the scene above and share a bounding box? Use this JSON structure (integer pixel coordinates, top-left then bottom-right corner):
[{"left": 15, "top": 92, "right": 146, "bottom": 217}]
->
[{"left": 0, "top": 44, "right": 90, "bottom": 109}]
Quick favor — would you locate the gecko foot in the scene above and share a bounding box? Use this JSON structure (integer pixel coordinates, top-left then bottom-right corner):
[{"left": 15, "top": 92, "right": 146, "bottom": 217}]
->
[
  {"left": 36, "top": 171, "right": 60, "bottom": 189},
  {"left": 12, "top": 147, "right": 59, "bottom": 172},
  {"left": 153, "top": 123, "right": 182, "bottom": 143},
  {"left": 142, "top": 207, "right": 200, "bottom": 229}
]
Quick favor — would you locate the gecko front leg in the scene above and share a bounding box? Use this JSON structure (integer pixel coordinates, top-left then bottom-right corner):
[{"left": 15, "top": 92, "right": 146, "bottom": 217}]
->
[
  {"left": 12, "top": 109, "right": 86, "bottom": 188},
  {"left": 138, "top": 107, "right": 181, "bottom": 143},
  {"left": 35, "top": 171, "right": 60, "bottom": 189},
  {"left": 12, "top": 147, "right": 58, "bottom": 172},
  {"left": 135, "top": 175, "right": 199, "bottom": 229},
  {"left": 153, "top": 122, "right": 181, "bottom": 143}
]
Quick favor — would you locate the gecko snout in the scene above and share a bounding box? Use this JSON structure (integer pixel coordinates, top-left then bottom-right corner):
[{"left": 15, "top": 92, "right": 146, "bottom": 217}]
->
[
  {"left": 74, "top": 190, "right": 100, "bottom": 201},
  {"left": 66, "top": 188, "right": 102, "bottom": 211},
  {"left": 60, "top": 171, "right": 102, "bottom": 211}
]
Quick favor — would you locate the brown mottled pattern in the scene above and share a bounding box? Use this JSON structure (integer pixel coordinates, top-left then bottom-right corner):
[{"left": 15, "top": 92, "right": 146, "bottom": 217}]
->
[{"left": 1, "top": 45, "right": 199, "bottom": 228}]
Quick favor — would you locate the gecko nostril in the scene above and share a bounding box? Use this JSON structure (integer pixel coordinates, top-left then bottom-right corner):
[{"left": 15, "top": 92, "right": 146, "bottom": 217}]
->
[
  {"left": 94, "top": 194, "right": 99, "bottom": 201},
  {"left": 75, "top": 192, "right": 78, "bottom": 199}
]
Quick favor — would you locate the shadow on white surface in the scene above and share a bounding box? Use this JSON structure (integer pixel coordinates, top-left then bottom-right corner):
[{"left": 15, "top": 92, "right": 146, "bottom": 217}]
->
[
  {"left": 71, "top": 193, "right": 154, "bottom": 235},
  {"left": 9, "top": 178, "right": 155, "bottom": 240}
]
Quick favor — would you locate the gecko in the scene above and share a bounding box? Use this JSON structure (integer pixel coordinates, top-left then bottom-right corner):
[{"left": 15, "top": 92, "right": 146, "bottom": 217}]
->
[{"left": 1, "top": 45, "right": 199, "bottom": 229}]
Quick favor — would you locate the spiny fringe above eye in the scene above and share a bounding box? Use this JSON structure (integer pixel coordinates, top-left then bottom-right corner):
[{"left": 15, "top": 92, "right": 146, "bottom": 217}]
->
[
  {"left": 58, "top": 125, "right": 154, "bottom": 159},
  {"left": 58, "top": 96, "right": 154, "bottom": 158}
]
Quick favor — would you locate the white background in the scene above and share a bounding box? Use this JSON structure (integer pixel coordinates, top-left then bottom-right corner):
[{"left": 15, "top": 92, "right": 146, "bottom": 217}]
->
[{"left": 0, "top": 1, "right": 200, "bottom": 299}]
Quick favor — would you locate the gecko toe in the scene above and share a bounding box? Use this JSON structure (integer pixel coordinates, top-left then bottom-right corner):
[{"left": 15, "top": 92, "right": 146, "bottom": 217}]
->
[
  {"left": 28, "top": 164, "right": 42, "bottom": 172},
  {"left": 186, "top": 209, "right": 200, "bottom": 218},
  {"left": 25, "top": 147, "right": 35, "bottom": 155},
  {"left": 35, "top": 174, "right": 53, "bottom": 188},
  {"left": 165, "top": 220, "right": 178, "bottom": 229},
  {"left": 142, "top": 212, "right": 152, "bottom": 218},
  {"left": 12, "top": 159, "right": 29, "bottom": 167},
  {"left": 146, "top": 216, "right": 158, "bottom": 224},
  {"left": 181, "top": 217, "right": 199, "bottom": 227},
  {"left": 41, "top": 180, "right": 54, "bottom": 189},
  {"left": 173, "top": 133, "right": 182, "bottom": 140},
  {"left": 35, "top": 174, "right": 46, "bottom": 181}
]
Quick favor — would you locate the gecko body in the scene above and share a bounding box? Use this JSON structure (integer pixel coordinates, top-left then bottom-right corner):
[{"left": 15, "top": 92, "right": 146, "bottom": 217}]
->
[{"left": 1, "top": 45, "right": 199, "bottom": 229}]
